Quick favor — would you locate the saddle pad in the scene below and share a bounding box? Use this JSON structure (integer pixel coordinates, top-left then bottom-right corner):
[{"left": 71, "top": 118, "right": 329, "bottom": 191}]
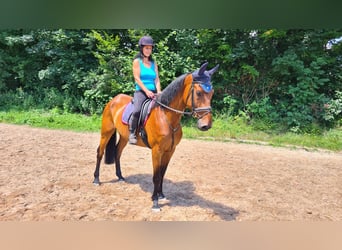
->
[
  {"left": 122, "top": 102, "right": 134, "bottom": 125},
  {"left": 122, "top": 99, "right": 155, "bottom": 126}
]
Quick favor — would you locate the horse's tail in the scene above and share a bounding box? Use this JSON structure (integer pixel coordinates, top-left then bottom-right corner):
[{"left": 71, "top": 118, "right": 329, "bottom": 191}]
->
[{"left": 104, "top": 131, "right": 116, "bottom": 164}]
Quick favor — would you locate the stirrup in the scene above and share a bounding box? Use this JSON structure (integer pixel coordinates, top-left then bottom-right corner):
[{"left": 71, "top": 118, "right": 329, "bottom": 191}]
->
[{"left": 129, "top": 133, "right": 137, "bottom": 144}]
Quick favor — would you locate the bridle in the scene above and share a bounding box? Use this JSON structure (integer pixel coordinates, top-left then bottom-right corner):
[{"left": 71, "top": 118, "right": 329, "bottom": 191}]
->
[
  {"left": 154, "top": 80, "right": 212, "bottom": 119},
  {"left": 153, "top": 77, "right": 213, "bottom": 151}
]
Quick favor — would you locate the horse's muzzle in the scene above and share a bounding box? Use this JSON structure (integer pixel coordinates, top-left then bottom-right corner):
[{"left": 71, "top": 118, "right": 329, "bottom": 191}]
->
[{"left": 197, "top": 118, "right": 212, "bottom": 131}]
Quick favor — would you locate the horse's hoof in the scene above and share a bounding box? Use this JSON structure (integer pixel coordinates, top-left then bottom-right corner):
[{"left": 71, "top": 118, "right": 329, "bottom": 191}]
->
[
  {"left": 93, "top": 178, "right": 100, "bottom": 186},
  {"left": 151, "top": 206, "right": 161, "bottom": 212},
  {"left": 158, "top": 194, "right": 166, "bottom": 201},
  {"left": 118, "top": 177, "right": 125, "bottom": 182},
  {"left": 152, "top": 200, "right": 161, "bottom": 212}
]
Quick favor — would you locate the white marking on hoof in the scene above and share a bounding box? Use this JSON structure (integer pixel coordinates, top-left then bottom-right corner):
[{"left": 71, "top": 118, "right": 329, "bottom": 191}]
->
[{"left": 151, "top": 207, "right": 161, "bottom": 212}]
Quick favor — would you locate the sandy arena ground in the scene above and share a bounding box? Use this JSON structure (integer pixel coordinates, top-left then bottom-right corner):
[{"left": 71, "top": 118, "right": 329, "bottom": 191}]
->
[{"left": 0, "top": 123, "right": 341, "bottom": 221}]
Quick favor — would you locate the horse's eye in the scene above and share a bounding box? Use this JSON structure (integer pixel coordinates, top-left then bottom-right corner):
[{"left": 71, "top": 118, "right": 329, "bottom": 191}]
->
[{"left": 196, "top": 90, "right": 202, "bottom": 97}]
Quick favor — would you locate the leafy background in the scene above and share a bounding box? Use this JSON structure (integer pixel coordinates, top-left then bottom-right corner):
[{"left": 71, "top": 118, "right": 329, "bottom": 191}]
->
[{"left": 1, "top": 29, "right": 341, "bottom": 132}]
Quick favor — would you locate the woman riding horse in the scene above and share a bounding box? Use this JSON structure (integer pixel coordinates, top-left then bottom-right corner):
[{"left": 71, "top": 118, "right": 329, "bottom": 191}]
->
[
  {"left": 129, "top": 35, "right": 161, "bottom": 144},
  {"left": 93, "top": 61, "right": 219, "bottom": 211}
]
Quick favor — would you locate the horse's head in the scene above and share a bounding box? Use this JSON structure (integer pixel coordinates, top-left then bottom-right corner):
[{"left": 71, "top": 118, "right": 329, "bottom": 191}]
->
[{"left": 185, "top": 62, "right": 219, "bottom": 131}]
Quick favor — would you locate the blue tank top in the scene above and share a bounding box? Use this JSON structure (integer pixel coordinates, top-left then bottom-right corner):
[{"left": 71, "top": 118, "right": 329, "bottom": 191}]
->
[{"left": 135, "top": 59, "right": 156, "bottom": 91}]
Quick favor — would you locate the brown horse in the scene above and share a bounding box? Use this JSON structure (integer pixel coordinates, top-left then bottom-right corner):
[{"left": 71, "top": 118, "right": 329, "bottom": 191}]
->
[{"left": 93, "top": 62, "right": 219, "bottom": 211}]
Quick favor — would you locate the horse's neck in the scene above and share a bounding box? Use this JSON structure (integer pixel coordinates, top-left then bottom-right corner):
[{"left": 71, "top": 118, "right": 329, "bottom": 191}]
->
[
  {"left": 169, "top": 86, "right": 187, "bottom": 110},
  {"left": 164, "top": 82, "right": 190, "bottom": 125}
]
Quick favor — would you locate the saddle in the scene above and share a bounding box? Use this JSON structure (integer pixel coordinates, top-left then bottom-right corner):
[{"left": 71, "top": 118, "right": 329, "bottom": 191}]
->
[{"left": 122, "top": 99, "right": 155, "bottom": 147}]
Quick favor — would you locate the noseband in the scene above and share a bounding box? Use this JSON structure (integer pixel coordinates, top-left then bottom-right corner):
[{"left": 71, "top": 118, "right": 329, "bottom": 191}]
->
[{"left": 154, "top": 80, "right": 212, "bottom": 119}]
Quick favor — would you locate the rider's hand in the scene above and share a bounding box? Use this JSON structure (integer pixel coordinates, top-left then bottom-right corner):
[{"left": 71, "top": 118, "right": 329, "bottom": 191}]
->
[{"left": 145, "top": 90, "right": 155, "bottom": 99}]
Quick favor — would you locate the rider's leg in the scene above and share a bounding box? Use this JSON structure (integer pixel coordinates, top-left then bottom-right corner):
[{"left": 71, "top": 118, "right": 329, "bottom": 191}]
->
[
  {"left": 128, "top": 113, "right": 139, "bottom": 144},
  {"left": 129, "top": 91, "right": 147, "bottom": 144}
]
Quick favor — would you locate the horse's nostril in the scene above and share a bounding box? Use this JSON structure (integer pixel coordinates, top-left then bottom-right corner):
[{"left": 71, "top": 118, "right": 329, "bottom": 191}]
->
[
  {"left": 199, "top": 125, "right": 209, "bottom": 131},
  {"left": 197, "top": 119, "right": 212, "bottom": 131}
]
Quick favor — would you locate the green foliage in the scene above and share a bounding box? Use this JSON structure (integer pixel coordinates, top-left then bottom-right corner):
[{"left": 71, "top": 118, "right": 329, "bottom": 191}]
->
[
  {"left": 222, "top": 94, "right": 238, "bottom": 116},
  {"left": 1, "top": 29, "right": 342, "bottom": 133},
  {"left": 323, "top": 91, "right": 342, "bottom": 126},
  {"left": 245, "top": 97, "right": 279, "bottom": 131},
  {"left": 271, "top": 50, "right": 334, "bottom": 130}
]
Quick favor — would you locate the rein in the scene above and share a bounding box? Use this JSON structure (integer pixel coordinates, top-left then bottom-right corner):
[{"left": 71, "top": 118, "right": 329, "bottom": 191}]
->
[{"left": 154, "top": 80, "right": 212, "bottom": 119}]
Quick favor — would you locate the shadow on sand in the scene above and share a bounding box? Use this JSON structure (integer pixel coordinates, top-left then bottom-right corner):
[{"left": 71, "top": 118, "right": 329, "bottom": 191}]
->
[{"left": 115, "top": 174, "right": 239, "bottom": 221}]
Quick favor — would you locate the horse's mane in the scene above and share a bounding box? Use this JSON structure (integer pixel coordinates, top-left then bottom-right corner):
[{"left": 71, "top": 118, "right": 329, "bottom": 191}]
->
[{"left": 158, "top": 73, "right": 188, "bottom": 106}]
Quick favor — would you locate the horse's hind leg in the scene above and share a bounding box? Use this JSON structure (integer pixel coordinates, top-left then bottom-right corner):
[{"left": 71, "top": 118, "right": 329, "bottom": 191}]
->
[
  {"left": 93, "top": 146, "right": 103, "bottom": 185},
  {"left": 114, "top": 136, "right": 128, "bottom": 181},
  {"left": 93, "top": 129, "right": 115, "bottom": 185}
]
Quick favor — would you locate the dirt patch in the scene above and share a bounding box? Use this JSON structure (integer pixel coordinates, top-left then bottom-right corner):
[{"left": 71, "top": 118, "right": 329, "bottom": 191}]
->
[{"left": 0, "top": 123, "right": 341, "bottom": 221}]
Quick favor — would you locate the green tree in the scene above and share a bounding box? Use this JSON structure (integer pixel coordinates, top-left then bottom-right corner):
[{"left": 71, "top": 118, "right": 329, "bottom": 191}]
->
[{"left": 1, "top": 29, "right": 341, "bottom": 130}]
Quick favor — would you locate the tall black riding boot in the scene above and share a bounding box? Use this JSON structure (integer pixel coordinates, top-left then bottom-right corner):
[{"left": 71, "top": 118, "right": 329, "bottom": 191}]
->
[{"left": 128, "top": 115, "right": 138, "bottom": 144}]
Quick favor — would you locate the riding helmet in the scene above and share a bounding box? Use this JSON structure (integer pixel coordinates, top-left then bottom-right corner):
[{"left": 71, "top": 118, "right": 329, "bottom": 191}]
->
[{"left": 138, "top": 36, "right": 154, "bottom": 47}]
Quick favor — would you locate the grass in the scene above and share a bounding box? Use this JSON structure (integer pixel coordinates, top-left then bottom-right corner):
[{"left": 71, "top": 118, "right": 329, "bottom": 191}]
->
[
  {"left": 0, "top": 108, "right": 101, "bottom": 132},
  {"left": 1, "top": 108, "right": 341, "bottom": 152},
  {"left": 182, "top": 116, "right": 342, "bottom": 152}
]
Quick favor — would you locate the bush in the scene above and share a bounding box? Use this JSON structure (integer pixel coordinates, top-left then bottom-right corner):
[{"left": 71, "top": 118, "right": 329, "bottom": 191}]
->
[
  {"left": 323, "top": 91, "right": 342, "bottom": 127},
  {"left": 246, "top": 97, "right": 278, "bottom": 121},
  {"left": 42, "top": 87, "right": 64, "bottom": 109},
  {"left": 0, "top": 88, "right": 36, "bottom": 110}
]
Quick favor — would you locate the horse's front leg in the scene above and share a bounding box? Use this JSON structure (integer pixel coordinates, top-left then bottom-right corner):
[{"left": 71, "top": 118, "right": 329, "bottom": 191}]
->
[
  {"left": 151, "top": 147, "right": 163, "bottom": 212},
  {"left": 151, "top": 147, "right": 176, "bottom": 211},
  {"left": 158, "top": 149, "right": 175, "bottom": 201}
]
